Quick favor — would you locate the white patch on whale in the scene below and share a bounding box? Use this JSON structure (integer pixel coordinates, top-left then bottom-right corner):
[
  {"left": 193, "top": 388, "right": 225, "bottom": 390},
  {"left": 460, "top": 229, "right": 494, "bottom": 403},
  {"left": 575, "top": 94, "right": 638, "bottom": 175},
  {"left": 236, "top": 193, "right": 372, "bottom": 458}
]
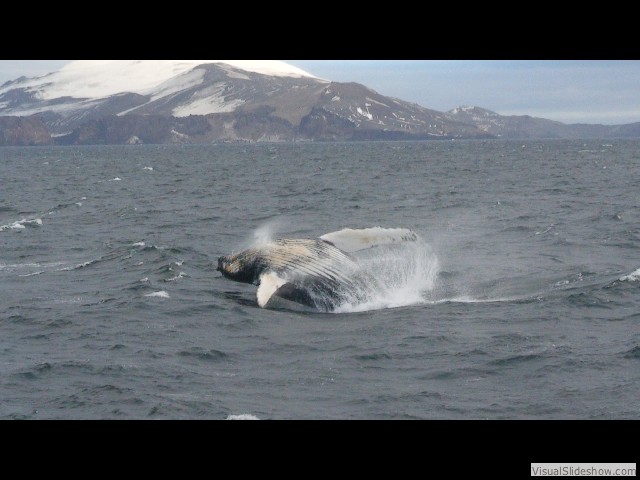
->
[
  {"left": 257, "top": 271, "right": 288, "bottom": 307},
  {"left": 320, "top": 227, "right": 418, "bottom": 253}
]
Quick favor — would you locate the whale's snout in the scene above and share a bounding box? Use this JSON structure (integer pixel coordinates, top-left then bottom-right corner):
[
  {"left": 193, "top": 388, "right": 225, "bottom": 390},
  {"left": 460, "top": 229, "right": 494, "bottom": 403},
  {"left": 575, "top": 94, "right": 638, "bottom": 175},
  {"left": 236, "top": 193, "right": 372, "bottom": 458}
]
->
[{"left": 216, "top": 251, "right": 259, "bottom": 284}]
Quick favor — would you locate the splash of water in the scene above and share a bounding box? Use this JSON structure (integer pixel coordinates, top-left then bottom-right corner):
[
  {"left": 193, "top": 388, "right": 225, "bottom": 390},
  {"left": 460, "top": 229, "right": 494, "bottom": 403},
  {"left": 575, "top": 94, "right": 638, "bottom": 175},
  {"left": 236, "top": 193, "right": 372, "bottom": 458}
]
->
[
  {"left": 333, "top": 240, "right": 439, "bottom": 313},
  {"left": 247, "top": 218, "right": 291, "bottom": 248},
  {"left": 243, "top": 224, "right": 442, "bottom": 313},
  {"left": 619, "top": 267, "right": 640, "bottom": 282}
]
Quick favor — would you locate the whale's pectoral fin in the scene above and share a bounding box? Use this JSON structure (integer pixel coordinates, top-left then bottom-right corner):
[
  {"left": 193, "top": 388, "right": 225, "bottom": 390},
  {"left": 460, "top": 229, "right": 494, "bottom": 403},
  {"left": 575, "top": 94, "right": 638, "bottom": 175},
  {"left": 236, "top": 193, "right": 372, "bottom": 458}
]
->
[
  {"left": 319, "top": 227, "right": 418, "bottom": 253},
  {"left": 257, "top": 271, "right": 287, "bottom": 308},
  {"left": 257, "top": 271, "right": 318, "bottom": 310}
]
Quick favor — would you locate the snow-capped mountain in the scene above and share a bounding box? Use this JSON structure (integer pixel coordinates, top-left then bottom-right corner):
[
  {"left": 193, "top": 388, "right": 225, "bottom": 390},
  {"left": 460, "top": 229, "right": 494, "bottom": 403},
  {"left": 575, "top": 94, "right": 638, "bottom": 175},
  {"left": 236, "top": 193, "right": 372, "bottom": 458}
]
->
[
  {"left": 0, "top": 61, "right": 319, "bottom": 119},
  {"left": 3, "top": 61, "right": 637, "bottom": 145},
  {"left": 0, "top": 60, "right": 491, "bottom": 144}
]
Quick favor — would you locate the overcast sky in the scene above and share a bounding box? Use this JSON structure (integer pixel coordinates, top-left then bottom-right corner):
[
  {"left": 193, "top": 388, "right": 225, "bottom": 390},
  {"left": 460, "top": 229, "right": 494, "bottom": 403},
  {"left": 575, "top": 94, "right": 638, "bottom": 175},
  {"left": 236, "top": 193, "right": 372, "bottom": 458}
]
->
[{"left": 1, "top": 60, "right": 638, "bottom": 125}]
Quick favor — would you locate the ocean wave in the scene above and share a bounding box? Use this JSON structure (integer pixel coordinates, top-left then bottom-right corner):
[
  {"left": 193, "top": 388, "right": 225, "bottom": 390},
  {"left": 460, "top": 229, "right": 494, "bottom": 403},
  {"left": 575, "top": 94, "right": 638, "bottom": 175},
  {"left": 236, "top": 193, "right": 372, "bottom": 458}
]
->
[
  {"left": 623, "top": 346, "right": 640, "bottom": 359},
  {"left": 145, "top": 291, "right": 170, "bottom": 298},
  {"left": 59, "top": 260, "right": 98, "bottom": 271},
  {"left": 1, "top": 261, "right": 66, "bottom": 274},
  {"left": 226, "top": 414, "right": 259, "bottom": 420},
  {"left": 0, "top": 262, "right": 41, "bottom": 271},
  {"left": 19, "top": 271, "right": 45, "bottom": 277},
  {"left": 489, "top": 353, "right": 543, "bottom": 366},
  {"left": 178, "top": 348, "right": 229, "bottom": 361},
  {"left": 425, "top": 295, "right": 527, "bottom": 305},
  {"left": 165, "top": 272, "right": 187, "bottom": 282},
  {"left": 0, "top": 218, "right": 42, "bottom": 231},
  {"left": 619, "top": 267, "right": 640, "bottom": 282}
]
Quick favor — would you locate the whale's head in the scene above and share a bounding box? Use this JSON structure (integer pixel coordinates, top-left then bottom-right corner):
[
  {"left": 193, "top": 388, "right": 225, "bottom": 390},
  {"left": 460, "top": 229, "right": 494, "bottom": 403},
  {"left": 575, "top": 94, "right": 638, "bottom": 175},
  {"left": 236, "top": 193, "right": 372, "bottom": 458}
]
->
[{"left": 217, "top": 248, "right": 265, "bottom": 284}]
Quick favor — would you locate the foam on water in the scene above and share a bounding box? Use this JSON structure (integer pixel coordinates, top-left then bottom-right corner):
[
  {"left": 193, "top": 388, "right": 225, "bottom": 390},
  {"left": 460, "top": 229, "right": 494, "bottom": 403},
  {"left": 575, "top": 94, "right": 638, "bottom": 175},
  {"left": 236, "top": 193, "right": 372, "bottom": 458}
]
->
[
  {"left": 425, "top": 295, "right": 524, "bottom": 305},
  {"left": 0, "top": 262, "right": 42, "bottom": 271},
  {"left": 145, "top": 291, "right": 170, "bottom": 298},
  {"left": 0, "top": 218, "right": 42, "bottom": 231},
  {"left": 1, "top": 261, "right": 67, "bottom": 275},
  {"left": 60, "top": 260, "right": 96, "bottom": 271},
  {"left": 226, "top": 414, "right": 259, "bottom": 420},
  {"left": 19, "top": 271, "right": 45, "bottom": 277},
  {"left": 166, "top": 272, "right": 187, "bottom": 282},
  {"left": 619, "top": 267, "right": 640, "bottom": 282}
]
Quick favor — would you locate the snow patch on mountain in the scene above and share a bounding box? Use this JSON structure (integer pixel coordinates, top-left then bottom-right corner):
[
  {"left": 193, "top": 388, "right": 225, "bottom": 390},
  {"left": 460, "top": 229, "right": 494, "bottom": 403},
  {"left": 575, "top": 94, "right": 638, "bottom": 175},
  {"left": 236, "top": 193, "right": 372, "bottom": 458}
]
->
[
  {"left": 449, "top": 105, "right": 476, "bottom": 115},
  {"left": 0, "top": 60, "right": 317, "bottom": 101},
  {"left": 447, "top": 105, "right": 506, "bottom": 133},
  {"left": 172, "top": 83, "right": 245, "bottom": 116}
]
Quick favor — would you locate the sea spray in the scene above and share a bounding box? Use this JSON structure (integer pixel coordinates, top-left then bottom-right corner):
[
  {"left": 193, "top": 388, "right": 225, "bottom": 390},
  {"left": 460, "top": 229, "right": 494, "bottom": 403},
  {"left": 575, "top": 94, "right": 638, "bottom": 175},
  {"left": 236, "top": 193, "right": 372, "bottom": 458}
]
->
[
  {"left": 245, "top": 218, "right": 294, "bottom": 249},
  {"left": 334, "top": 240, "right": 439, "bottom": 313}
]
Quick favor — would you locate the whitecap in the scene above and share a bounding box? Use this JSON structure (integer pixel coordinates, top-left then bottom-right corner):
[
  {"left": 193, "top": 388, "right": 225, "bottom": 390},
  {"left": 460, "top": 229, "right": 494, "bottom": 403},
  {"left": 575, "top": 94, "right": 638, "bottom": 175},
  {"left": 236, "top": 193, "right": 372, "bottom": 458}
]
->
[
  {"left": 0, "top": 218, "right": 43, "bottom": 231},
  {"left": 425, "top": 296, "right": 523, "bottom": 305},
  {"left": 1, "top": 221, "right": 25, "bottom": 231},
  {"left": 57, "top": 260, "right": 96, "bottom": 271},
  {"left": 619, "top": 268, "right": 640, "bottom": 282},
  {"left": 74, "top": 260, "right": 95, "bottom": 269},
  {"left": 226, "top": 414, "right": 259, "bottom": 420},
  {"left": 0, "top": 263, "right": 40, "bottom": 270},
  {"left": 166, "top": 272, "right": 187, "bottom": 282},
  {"left": 145, "top": 291, "right": 170, "bottom": 298},
  {"left": 110, "top": 177, "right": 122, "bottom": 181},
  {"left": 143, "top": 166, "right": 154, "bottom": 171},
  {"left": 2, "top": 261, "right": 68, "bottom": 273},
  {"left": 132, "top": 242, "right": 145, "bottom": 247},
  {"left": 19, "top": 271, "right": 45, "bottom": 277}
]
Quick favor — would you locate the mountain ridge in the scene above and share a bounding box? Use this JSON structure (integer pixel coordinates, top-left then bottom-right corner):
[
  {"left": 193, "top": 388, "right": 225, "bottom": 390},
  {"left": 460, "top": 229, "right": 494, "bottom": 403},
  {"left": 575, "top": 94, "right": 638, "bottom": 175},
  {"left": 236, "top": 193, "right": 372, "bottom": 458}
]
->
[
  {"left": 446, "top": 105, "right": 640, "bottom": 139},
  {"left": 0, "top": 61, "right": 638, "bottom": 145}
]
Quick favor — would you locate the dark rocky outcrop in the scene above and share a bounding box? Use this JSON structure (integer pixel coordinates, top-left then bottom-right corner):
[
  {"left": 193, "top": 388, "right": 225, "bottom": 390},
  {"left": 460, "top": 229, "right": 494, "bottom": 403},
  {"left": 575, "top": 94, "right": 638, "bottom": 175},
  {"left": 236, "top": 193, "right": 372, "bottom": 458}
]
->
[
  {"left": 0, "top": 116, "right": 52, "bottom": 146},
  {"left": 54, "top": 114, "right": 212, "bottom": 145}
]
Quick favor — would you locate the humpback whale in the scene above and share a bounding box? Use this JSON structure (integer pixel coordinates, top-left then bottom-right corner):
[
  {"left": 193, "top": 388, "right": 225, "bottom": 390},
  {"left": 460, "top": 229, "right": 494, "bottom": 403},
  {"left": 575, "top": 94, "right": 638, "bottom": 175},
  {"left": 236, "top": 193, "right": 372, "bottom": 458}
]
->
[{"left": 217, "top": 227, "right": 419, "bottom": 312}]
